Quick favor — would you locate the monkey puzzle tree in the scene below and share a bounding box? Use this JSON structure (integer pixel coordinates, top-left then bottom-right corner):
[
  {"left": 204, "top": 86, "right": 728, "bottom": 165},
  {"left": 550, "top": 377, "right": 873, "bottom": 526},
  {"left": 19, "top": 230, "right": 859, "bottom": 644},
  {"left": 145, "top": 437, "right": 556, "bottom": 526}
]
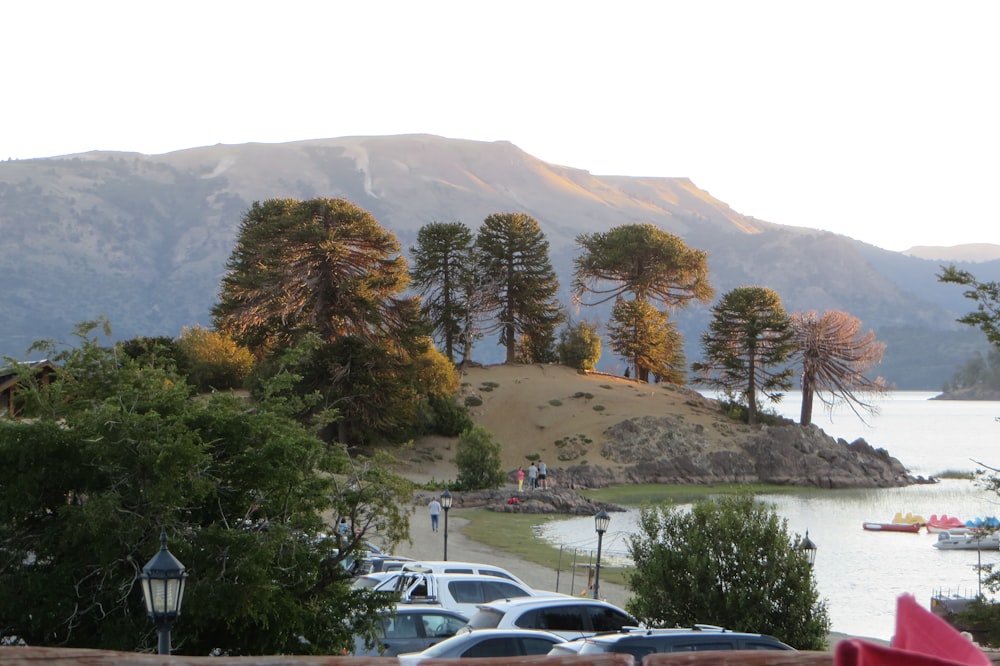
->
[
  {"left": 212, "top": 198, "right": 411, "bottom": 356},
  {"left": 692, "top": 286, "right": 795, "bottom": 424},
  {"left": 475, "top": 213, "right": 564, "bottom": 363},
  {"left": 410, "top": 221, "right": 476, "bottom": 363},
  {"left": 939, "top": 265, "right": 1000, "bottom": 348},
  {"left": 790, "top": 310, "right": 887, "bottom": 426},
  {"left": 573, "top": 223, "right": 712, "bottom": 380}
]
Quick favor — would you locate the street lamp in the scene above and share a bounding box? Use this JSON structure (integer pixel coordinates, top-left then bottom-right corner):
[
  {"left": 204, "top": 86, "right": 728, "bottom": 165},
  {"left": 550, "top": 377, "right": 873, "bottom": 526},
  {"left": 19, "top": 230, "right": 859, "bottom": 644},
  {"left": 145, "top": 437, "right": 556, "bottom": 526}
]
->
[
  {"left": 799, "top": 530, "right": 818, "bottom": 567},
  {"left": 440, "top": 490, "right": 453, "bottom": 561},
  {"left": 140, "top": 528, "right": 188, "bottom": 655},
  {"left": 593, "top": 508, "right": 611, "bottom": 599}
]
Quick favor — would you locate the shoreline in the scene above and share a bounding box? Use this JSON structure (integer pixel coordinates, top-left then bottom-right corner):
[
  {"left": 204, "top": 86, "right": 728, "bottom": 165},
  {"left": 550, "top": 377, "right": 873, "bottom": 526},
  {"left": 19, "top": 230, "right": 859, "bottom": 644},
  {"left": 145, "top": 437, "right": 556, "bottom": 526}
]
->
[{"left": 381, "top": 498, "right": 889, "bottom": 649}]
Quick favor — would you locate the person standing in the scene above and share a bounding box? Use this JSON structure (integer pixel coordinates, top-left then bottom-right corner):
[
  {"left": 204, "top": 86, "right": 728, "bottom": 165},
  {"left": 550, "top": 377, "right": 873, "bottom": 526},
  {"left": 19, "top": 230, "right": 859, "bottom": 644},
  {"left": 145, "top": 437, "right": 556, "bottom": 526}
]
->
[
  {"left": 517, "top": 465, "right": 525, "bottom": 491},
  {"left": 528, "top": 462, "right": 538, "bottom": 490},
  {"left": 428, "top": 497, "right": 441, "bottom": 532},
  {"left": 538, "top": 460, "right": 548, "bottom": 489}
]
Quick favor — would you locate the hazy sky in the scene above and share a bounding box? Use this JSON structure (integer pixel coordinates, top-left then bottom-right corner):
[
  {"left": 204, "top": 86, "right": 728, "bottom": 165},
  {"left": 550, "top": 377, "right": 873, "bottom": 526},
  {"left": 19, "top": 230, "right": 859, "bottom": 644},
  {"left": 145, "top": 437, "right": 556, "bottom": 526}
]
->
[{"left": 5, "top": 1, "right": 998, "bottom": 252}]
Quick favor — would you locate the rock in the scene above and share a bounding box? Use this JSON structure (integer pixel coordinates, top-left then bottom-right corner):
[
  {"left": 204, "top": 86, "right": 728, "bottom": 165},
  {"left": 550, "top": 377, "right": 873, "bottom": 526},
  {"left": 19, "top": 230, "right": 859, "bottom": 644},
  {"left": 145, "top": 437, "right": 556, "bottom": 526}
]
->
[
  {"left": 554, "top": 416, "right": 920, "bottom": 490},
  {"left": 413, "top": 487, "right": 624, "bottom": 515}
]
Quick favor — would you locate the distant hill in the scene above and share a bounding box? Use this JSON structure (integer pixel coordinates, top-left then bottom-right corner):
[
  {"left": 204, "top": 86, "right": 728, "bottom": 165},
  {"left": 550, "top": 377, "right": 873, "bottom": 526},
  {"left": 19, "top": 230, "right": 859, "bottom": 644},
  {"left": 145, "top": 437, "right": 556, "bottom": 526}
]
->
[
  {"left": 1, "top": 134, "right": 997, "bottom": 388},
  {"left": 903, "top": 243, "right": 1000, "bottom": 263}
]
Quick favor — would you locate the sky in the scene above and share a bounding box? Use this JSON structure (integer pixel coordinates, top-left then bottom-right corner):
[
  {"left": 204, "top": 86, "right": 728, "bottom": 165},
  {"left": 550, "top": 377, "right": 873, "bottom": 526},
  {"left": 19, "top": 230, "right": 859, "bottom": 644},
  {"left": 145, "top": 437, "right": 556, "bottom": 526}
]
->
[{"left": 4, "top": 1, "right": 998, "bottom": 252}]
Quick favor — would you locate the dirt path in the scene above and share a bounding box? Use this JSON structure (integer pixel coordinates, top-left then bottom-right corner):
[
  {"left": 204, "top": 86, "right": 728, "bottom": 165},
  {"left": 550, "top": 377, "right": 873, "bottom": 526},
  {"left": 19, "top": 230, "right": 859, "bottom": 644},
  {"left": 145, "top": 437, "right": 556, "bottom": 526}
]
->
[{"left": 390, "top": 507, "right": 630, "bottom": 609}]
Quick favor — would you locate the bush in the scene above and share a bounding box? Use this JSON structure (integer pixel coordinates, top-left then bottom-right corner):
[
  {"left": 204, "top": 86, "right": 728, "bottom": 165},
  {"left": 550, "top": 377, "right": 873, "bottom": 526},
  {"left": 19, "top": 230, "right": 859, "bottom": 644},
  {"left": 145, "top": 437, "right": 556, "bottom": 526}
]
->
[
  {"left": 177, "top": 326, "right": 254, "bottom": 391},
  {"left": 557, "top": 321, "right": 602, "bottom": 371},
  {"left": 429, "top": 395, "right": 473, "bottom": 437},
  {"left": 454, "top": 425, "right": 504, "bottom": 490}
]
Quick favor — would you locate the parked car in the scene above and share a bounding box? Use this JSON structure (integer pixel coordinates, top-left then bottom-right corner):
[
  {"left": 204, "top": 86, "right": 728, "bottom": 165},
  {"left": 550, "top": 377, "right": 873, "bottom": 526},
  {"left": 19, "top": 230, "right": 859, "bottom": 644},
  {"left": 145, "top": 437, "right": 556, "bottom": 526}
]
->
[
  {"left": 352, "top": 605, "right": 469, "bottom": 657},
  {"left": 575, "top": 626, "right": 795, "bottom": 659},
  {"left": 369, "top": 561, "right": 529, "bottom": 588},
  {"left": 375, "top": 572, "right": 545, "bottom": 617},
  {"left": 397, "top": 628, "right": 565, "bottom": 665},
  {"left": 460, "top": 596, "right": 638, "bottom": 640}
]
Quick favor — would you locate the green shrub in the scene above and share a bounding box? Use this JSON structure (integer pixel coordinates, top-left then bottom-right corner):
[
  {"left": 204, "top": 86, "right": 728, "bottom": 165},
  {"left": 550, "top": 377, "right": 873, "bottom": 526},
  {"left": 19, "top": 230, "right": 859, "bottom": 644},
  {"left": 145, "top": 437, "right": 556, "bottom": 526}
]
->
[{"left": 454, "top": 425, "right": 505, "bottom": 490}]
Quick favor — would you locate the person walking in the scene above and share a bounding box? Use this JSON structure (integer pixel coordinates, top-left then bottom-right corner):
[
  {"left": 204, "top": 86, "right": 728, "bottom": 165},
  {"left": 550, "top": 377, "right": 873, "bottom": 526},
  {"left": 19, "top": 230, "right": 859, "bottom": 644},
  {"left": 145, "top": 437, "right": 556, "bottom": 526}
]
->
[
  {"left": 517, "top": 465, "right": 525, "bottom": 491},
  {"left": 428, "top": 497, "right": 441, "bottom": 532},
  {"left": 528, "top": 462, "right": 538, "bottom": 490},
  {"left": 538, "top": 460, "right": 548, "bottom": 489}
]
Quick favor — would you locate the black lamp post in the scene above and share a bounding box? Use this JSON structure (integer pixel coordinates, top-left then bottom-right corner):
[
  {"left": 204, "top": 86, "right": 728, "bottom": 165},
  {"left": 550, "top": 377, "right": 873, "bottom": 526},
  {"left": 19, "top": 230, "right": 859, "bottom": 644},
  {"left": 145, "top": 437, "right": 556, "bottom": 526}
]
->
[
  {"left": 140, "top": 528, "right": 188, "bottom": 655},
  {"left": 593, "top": 508, "right": 611, "bottom": 599},
  {"left": 440, "top": 490, "right": 453, "bottom": 561},
  {"left": 799, "top": 530, "right": 818, "bottom": 567}
]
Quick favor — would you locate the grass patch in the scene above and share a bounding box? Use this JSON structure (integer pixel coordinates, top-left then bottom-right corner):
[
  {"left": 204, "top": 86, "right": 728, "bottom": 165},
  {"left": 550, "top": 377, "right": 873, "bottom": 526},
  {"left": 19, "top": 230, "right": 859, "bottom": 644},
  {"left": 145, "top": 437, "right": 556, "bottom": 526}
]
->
[
  {"left": 459, "top": 508, "right": 630, "bottom": 588},
  {"left": 592, "top": 404, "right": 605, "bottom": 411},
  {"left": 935, "top": 469, "right": 976, "bottom": 480},
  {"left": 464, "top": 395, "right": 483, "bottom": 407},
  {"left": 578, "top": 482, "right": 819, "bottom": 506},
  {"left": 548, "top": 399, "right": 563, "bottom": 407}
]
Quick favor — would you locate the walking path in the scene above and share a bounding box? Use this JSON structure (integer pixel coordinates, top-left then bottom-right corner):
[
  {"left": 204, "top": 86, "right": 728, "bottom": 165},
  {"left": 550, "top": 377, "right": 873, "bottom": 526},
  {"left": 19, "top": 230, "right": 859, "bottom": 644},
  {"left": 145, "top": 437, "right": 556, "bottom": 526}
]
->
[{"left": 394, "top": 507, "right": 630, "bottom": 609}]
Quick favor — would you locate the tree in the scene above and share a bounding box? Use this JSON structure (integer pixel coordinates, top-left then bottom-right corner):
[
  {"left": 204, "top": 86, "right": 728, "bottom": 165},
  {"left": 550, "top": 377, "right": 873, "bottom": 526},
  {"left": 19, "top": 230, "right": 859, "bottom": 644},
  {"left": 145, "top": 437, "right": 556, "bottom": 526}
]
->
[
  {"left": 476, "top": 213, "right": 564, "bottom": 363},
  {"left": 572, "top": 223, "right": 713, "bottom": 307},
  {"left": 790, "top": 310, "right": 887, "bottom": 426},
  {"left": 454, "top": 425, "right": 505, "bottom": 491},
  {"left": 693, "top": 286, "right": 795, "bottom": 424},
  {"left": 410, "top": 221, "right": 476, "bottom": 363},
  {"left": 626, "top": 493, "right": 830, "bottom": 650},
  {"left": 606, "top": 299, "right": 685, "bottom": 383},
  {"left": 572, "top": 224, "right": 712, "bottom": 380},
  {"left": 212, "top": 198, "right": 411, "bottom": 357},
  {"left": 557, "top": 320, "right": 602, "bottom": 372},
  {"left": 0, "top": 322, "right": 411, "bottom": 654},
  {"left": 176, "top": 325, "right": 255, "bottom": 391},
  {"left": 939, "top": 266, "right": 1000, "bottom": 348}
]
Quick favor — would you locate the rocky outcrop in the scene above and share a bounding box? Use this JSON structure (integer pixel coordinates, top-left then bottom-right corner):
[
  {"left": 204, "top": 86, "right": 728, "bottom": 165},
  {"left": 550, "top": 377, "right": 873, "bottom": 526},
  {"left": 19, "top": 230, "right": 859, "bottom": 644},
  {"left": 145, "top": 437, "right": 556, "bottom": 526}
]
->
[
  {"left": 555, "top": 415, "right": 925, "bottom": 490},
  {"left": 413, "top": 488, "right": 624, "bottom": 515}
]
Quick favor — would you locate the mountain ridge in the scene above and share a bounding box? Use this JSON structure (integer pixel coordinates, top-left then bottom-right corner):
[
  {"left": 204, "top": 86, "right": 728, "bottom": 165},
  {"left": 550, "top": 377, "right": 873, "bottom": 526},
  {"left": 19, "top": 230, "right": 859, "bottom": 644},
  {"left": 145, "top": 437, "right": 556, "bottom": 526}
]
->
[{"left": 1, "top": 134, "right": 997, "bottom": 388}]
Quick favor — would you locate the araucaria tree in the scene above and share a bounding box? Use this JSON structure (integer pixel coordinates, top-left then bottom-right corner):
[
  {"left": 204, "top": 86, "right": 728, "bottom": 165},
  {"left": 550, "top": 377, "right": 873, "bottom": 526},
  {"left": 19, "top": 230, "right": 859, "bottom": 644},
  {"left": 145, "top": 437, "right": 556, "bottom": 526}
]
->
[
  {"left": 791, "top": 310, "right": 887, "bottom": 426},
  {"left": 410, "top": 221, "right": 476, "bottom": 362},
  {"left": 212, "top": 198, "right": 458, "bottom": 445},
  {"left": 476, "top": 213, "right": 564, "bottom": 363},
  {"left": 939, "top": 265, "right": 1000, "bottom": 347},
  {"left": 212, "top": 198, "right": 411, "bottom": 355},
  {"left": 693, "top": 286, "right": 795, "bottom": 424},
  {"left": 573, "top": 223, "right": 712, "bottom": 381},
  {"left": 627, "top": 493, "right": 830, "bottom": 650}
]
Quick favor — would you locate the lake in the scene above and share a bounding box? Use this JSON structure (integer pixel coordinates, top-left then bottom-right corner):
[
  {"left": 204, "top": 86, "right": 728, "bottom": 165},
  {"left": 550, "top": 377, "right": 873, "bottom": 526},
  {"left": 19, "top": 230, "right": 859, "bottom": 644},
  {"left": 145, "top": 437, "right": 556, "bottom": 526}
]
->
[{"left": 536, "top": 391, "right": 1000, "bottom": 641}]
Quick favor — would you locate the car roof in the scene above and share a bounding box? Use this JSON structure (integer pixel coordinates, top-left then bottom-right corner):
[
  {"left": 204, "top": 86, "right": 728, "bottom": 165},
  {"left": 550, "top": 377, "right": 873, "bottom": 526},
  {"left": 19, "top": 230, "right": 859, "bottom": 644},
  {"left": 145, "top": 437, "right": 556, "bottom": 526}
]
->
[
  {"left": 475, "top": 595, "right": 618, "bottom": 610},
  {"left": 587, "top": 627, "right": 785, "bottom": 643},
  {"left": 392, "top": 604, "right": 469, "bottom": 616}
]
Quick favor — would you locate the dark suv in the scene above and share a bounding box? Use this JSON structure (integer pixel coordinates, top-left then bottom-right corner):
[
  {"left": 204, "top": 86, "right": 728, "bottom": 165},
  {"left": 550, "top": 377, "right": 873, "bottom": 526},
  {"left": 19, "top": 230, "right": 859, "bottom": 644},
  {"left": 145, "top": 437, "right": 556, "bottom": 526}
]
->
[{"left": 575, "top": 626, "right": 794, "bottom": 660}]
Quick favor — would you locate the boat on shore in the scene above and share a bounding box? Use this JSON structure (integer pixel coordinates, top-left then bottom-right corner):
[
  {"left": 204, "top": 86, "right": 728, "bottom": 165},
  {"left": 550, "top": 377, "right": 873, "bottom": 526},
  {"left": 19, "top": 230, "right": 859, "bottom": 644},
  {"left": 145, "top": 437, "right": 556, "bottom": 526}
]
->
[
  {"left": 863, "top": 521, "right": 921, "bottom": 533},
  {"left": 933, "top": 530, "right": 1000, "bottom": 550}
]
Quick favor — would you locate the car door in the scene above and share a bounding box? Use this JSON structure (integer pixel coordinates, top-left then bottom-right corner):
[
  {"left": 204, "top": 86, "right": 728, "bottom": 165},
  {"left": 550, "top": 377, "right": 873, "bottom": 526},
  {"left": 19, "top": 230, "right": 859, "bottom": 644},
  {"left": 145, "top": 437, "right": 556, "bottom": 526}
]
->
[
  {"left": 418, "top": 611, "right": 468, "bottom": 645},
  {"left": 379, "top": 612, "right": 425, "bottom": 656}
]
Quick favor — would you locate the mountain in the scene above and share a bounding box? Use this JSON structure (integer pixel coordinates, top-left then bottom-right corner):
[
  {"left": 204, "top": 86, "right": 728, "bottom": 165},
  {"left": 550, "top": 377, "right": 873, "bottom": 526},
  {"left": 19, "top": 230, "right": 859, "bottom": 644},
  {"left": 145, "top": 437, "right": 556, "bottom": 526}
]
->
[
  {"left": 1, "top": 134, "right": 997, "bottom": 388},
  {"left": 902, "top": 243, "right": 1000, "bottom": 263}
]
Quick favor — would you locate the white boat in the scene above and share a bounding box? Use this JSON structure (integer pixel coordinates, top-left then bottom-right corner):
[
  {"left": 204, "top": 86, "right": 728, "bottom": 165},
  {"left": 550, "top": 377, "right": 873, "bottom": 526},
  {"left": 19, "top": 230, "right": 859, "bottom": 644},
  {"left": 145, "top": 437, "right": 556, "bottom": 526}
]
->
[{"left": 932, "top": 530, "right": 1000, "bottom": 550}]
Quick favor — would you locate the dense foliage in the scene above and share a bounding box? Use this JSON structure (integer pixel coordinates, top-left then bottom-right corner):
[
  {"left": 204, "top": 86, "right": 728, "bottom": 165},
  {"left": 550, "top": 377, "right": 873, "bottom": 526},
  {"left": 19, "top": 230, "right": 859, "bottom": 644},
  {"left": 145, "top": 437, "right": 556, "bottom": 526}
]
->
[
  {"left": 0, "top": 322, "right": 411, "bottom": 654},
  {"left": 176, "top": 325, "right": 254, "bottom": 391},
  {"left": 693, "top": 286, "right": 795, "bottom": 424},
  {"left": 626, "top": 493, "right": 830, "bottom": 650},
  {"left": 453, "top": 425, "right": 505, "bottom": 491},
  {"left": 556, "top": 320, "right": 602, "bottom": 372}
]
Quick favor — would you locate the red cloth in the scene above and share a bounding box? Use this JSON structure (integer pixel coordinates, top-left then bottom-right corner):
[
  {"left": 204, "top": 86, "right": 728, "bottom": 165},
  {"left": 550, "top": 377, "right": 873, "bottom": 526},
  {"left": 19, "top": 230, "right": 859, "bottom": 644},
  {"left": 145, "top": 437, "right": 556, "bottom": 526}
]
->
[{"left": 835, "top": 594, "right": 990, "bottom": 666}]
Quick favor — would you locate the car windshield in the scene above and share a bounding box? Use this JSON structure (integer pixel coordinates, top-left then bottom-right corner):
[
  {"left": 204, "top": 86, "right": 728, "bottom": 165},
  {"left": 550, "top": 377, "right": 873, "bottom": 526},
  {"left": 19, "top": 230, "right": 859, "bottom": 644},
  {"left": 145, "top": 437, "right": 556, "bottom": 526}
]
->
[{"left": 465, "top": 608, "right": 504, "bottom": 630}]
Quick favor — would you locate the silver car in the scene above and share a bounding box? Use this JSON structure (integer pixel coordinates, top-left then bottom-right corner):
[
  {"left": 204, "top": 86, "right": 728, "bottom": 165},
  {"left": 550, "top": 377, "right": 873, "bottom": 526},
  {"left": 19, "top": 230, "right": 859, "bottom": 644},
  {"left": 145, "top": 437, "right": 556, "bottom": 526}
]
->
[
  {"left": 398, "top": 628, "right": 566, "bottom": 665},
  {"left": 352, "top": 605, "right": 469, "bottom": 657}
]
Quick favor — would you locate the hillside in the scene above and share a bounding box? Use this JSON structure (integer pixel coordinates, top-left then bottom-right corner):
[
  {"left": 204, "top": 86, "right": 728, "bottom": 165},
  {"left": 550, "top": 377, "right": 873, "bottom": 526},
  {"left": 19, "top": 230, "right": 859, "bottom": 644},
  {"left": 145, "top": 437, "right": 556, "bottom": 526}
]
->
[
  {"left": 2, "top": 134, "right": 998, "bottom": 387},
  {"left": 398, "top": 364, "right": 916, "bottom": 490}
]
